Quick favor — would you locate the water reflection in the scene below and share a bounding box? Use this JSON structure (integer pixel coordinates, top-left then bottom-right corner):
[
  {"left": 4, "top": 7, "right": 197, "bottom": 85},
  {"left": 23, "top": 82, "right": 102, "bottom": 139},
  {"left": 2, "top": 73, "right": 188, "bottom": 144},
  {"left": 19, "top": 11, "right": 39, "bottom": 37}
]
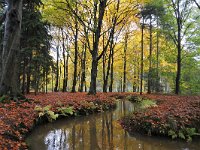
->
[{"left": 26, "top": 100, "right": 200, "bottom": 150}]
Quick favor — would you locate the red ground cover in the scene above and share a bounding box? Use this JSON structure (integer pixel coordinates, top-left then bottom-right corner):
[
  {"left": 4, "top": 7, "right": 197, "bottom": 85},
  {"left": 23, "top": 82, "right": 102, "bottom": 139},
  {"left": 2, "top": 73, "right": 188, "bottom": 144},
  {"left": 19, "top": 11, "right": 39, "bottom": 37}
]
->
[
  {"left": 120, "top": 94, "right": 200, "bottom": 140},
  {"left": 1, "top": 93, "right": 199, "bottom": 149},
  {"left": 0, "top": 92, "right": 121, "bottom": 150}
]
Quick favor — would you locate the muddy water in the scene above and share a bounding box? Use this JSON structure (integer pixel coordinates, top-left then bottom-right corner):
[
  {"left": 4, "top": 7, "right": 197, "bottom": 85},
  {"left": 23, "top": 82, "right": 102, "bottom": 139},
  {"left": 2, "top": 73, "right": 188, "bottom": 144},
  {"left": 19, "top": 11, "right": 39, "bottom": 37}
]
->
[{"left": 26, "top": 100, "right": 200, "bottom": 150}]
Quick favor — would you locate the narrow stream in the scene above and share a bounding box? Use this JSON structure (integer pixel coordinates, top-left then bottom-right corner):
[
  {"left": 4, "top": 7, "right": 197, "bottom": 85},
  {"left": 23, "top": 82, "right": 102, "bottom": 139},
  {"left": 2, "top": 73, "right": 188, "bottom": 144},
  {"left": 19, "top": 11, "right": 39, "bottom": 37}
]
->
[{"left": 26, "top": 100, "right": 200, "bottom": 150}]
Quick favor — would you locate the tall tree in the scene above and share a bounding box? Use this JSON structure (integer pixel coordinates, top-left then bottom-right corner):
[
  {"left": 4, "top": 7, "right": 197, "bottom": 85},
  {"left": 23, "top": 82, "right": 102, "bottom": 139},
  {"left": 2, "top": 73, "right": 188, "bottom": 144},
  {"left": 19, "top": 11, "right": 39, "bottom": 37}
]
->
[
  {"left": 71, "top": 1, "right": 79, "bottom": 92},
  {"left": 0, "top": 0, "right": 23, "bottom": 96},
  {"left": 123, "top": 32, "right": 128, "bottom": 92},
  {"left": 54, "top": 45, "right": 59, "bottom": 92},
  {"left": 162, "top": 0, "right": 194, "bottom": 94},
  {"left": 66, "top": 0, "right": 108, "bottom": 94},
  {"left": 140, "top": 17, "right": 144, "bottom": 95}
]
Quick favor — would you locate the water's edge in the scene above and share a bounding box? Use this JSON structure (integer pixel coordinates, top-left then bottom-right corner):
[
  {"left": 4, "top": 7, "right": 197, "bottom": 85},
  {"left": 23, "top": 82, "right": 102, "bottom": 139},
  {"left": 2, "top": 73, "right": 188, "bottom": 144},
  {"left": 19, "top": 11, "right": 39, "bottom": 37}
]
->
[{"left": 26, "top": 100, "right": 200, "bottom": 150}]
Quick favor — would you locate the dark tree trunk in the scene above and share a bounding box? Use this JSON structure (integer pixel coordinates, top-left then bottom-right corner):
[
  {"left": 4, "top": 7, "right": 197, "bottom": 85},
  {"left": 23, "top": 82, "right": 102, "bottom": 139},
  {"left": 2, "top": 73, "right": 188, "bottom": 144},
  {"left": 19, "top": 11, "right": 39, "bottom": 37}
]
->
[
  {"left": 156, "top": 17, "right": 160, "bottom": 93},
  {"left": 140, "top": 18, "right": 144, "bottom": 95},
  {"left": 61, "top": 29, "right": 67, "bottom": 92},
  {"left": 34, "top": 62, "right": 39, "bottom": 95},
  {"left": 89, "top": 55, "right": 98, "bottom": 94},
  {"left": 103, "top": 0, "right": 119, "bottom": 93},
  {"left": 26, "top": 57, "right": 31, "bottom": 94},
  {"left": 137, "top": 58, "right": 140, "bottom": 92},
  {"left": 109, "top": 46, "right": 114, "bottom": 92},
  {"left": 54, "top": 46, "right": 59, "bottom": 92},
  {"left": 0, "top": 0, "right": 23, "bottom": 96},
  {"left": 194, "top": 0, "right": 200, "bottom": 9},
  {"left": 175, "top": 3, "right": 181, "bottom": 95},
  {"left": 80, "top": 43, "right": 86, "bottom": 92},
  {"left": 147, "top": 15, "right": 152, "bottom": 94},
  {"left": 45, "top": 69, "right": 48, "bottom": 94},
  {"left": 123, "top": 33, "right": 128, "bottom": 92},
  {"left": 103, "top": 47, "right": 112, "bottom": 92},
  {"left": 102, "top": 34, "right": 106, "bottom": 92},
  {"left": 72, "top": 2, "right": 79, "bottom": 93},
  {"left": 78, "top": 58, "right": 81, "bottom": 91},
  {"left": 66, "top": 51, "right": 69, "bottom": 91},
  {"left": 21, "top": 57, "right": 26, "bottom": 94},
  {"left": 51, "top": 70, "right": 54, "bottom": 92},
  {"left": 59, "top": 65, "right": 62, "bottom": 90},
  {"left": 42, "top": 69, "right": 45, "bottom": 93},
  {"left": 88, "top": 0, "right": 107, "bottom": 95}
]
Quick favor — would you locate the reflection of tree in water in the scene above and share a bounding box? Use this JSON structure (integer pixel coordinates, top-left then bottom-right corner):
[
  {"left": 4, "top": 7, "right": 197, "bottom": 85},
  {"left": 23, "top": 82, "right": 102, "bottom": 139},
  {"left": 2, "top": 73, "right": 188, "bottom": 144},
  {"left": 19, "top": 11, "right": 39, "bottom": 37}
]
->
[
  {"left": 29, "top": 100, "right": 200, "bottom": 150},
  {"left": 43, "top": 101, "right": 132, "bottom": 150},
  {"left": 45, "top": 129, "right": 69, "bottom": 150},
  {"left": 89, "top": 117, "right": 101, "bottom": 150}
]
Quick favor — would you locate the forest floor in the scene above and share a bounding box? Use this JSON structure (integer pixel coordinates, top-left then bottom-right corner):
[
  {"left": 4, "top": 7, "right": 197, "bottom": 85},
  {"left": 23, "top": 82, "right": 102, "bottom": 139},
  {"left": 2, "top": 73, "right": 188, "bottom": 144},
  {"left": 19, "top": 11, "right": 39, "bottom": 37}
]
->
[
  {"left": 120, "top": 94, "right": 200, "bottom": 142},
  {"left": 0, "top": 93, "right": 200, "bottom": 149}
]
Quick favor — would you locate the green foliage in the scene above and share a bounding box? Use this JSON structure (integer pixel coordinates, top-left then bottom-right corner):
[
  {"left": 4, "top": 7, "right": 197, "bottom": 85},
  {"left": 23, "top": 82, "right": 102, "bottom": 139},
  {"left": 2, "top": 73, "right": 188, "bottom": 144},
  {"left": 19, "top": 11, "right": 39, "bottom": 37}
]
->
[
  {"left": 20, "top": 0, "right": 53, "bottom": 94},
  {"left": 0, "top": 95, "right": 7, "bottom": 103},
  {"left": 181, "top": 57, "right": 200, "bottom": 94},
  {"left": 57, "top": 106, "right": 74, "bottom": 116},
  {"left": 168, "top": 129, "right": 178, "bottom": 139},
  {"left": 34, "top": 105, "right": 59, "bottom": 122},
  {"left": 168, "top": 128, "right": 200, "bottom": 142}
]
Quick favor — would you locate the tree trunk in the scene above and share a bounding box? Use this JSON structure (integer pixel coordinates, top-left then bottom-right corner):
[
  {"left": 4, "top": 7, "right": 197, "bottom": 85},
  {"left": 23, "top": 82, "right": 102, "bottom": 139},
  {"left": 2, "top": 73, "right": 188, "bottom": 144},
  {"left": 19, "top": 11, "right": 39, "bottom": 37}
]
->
[
  {"left": 51, "top": 70, "right": 54, "bottom": 92},
  {"left": 103, "top": 47, "right": 112, "bottom": 92},
  {"left": 45, "top": 69, "right": 48, "bottom": 94},
  {"left": 102, "top": 34, "right": 106, "bottom": 92},
  {"left": 0, "top": 0, "right": 23, "bottom": 97},
  {"left": 109, "top": 46, "right": 114, "bottom": 92},
  {"left": 156, "top": 17, "right": 160, "bottom": 93},
  {"left": 123, "top": 33, "right": 128, "bottom": 92},
  {"left": 59, "top": 65, "right": 61, "bottom": 90},
  {"left": 66, "top": 51, "right": 69, "bottom": 92},
  {"left": 175, "top": 3, "right": 181, "bottom": 95},
  {"left": 54, "top": 46, "right": 59, "bottom": 92},
  {"left": 147, "top": 15, "right": 152, "bottom": 94},
  {"left": 26, "top": 55, "right": 31, "bottom": 94},
  {"left": 21, "top": 57, "right": 26, "bottom": 94},
  {"left": 140, "top": 18, "right": 144, "bottom": 95},
  {"left": 89, "top": 55, "right": 98, "bottom": 94},
  {"left": 62, "top": 28, "right": 67, "bottom": 92},
  {"left": 88, "top": 0, "right": 107, "bottom": 95},
  {"left": 80, "top": 43, "right": 86, "bottom": 92},
  {"left": 72, "top": 2, "right": 78, "bottom": 93}
]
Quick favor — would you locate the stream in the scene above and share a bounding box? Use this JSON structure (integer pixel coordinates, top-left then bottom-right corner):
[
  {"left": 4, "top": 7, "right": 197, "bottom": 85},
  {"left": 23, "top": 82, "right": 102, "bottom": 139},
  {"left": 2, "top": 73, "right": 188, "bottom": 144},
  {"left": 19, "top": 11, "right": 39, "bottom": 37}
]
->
[{"left": 26, "top": 100, "right": 200, "bottom": 150}]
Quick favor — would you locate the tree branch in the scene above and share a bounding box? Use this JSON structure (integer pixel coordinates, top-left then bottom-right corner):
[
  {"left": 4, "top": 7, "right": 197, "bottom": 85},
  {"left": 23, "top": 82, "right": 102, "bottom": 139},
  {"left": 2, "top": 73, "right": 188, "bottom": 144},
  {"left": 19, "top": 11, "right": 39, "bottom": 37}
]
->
[{"left": 194, "top": 0, "right": 200, "bottom": 9}]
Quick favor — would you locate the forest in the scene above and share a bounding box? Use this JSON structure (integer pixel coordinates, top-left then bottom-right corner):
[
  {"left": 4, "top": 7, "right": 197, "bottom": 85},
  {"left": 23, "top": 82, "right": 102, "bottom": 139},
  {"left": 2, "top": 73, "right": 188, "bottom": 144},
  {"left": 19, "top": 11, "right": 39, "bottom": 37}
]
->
[{"left": 0, "top": 0, "right": 200, "bottom": 150}]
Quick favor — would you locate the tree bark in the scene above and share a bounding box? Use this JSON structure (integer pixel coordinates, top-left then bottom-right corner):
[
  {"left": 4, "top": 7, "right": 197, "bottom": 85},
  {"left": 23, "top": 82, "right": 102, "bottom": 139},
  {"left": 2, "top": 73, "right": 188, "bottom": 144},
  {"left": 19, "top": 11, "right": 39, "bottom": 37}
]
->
[
  {"left": 80, "top": 43, "right": 86, "bottom": 92},
  {"left": 147, "top": 15, "right": 152, "bottom": 94},
  {"left": 156, "top": 17, "right": 160, "bottom": 92},
  {"left": 140, "top": 18, "right": 144, "bottom": 95},
  {"left": 88, "top": 0, "right": 107, "bottom": 95},
  {"left": 0, "top": 0, "right": 23, "bottom": 96},
  {"left": 175, "top": 1, "right": 181, "bottom": 94},
  {"left": 54, "top": 45, "right": 59, "bottom": 92},
  {"left": 21, "top": 57, "right": 26, "bottom": 94},
  {"left": 72, "top": 2, "right": 78, "bottom": 93},
  {"left": 123, "top": 33, "right": 128, "bottom": 92},
  {"left": 66, "top": 51, "right": 69, "bottom": 92},
  {"left": 61, "top": 28, "right": 67, "bottom": 92},
  {"left": 26, "top": 54, "right": 32, "bottom": 94},
  {"left": 109, "top": 45, "right": 114, "bottom": 92}
]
